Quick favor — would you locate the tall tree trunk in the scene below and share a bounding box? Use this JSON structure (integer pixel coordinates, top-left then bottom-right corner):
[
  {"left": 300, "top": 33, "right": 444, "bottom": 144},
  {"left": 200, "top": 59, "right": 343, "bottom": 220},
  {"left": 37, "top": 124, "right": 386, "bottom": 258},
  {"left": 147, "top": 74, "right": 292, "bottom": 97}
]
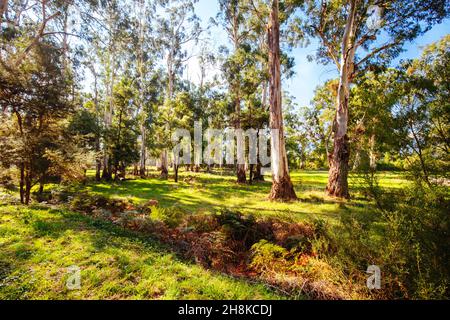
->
[
  {"left": 326, "top": 0, "right": 357, "bottom": 199},
  {"left": 24, "top": 165, "right": 31, "bottom": 205},
  {"left": 19, "top": 162, "right": 24, "bottom": 204},
  {"left": 253, "top": 131, "right": 265, "bottom": 181},
  {"left": 232, "top": 13, "right": 246, "bottom": 184},
  {"left": 236, "top": 94, "right": 246, "bottom": 184},
  {"left": 174, "top": 160, "right": 179, "bottom": 183},
  {"left": 249, "top": 164, "right": 254, "bottom": 184},
  {"left": 95, "top": 157, "right": 102, "bottom": 181},
  {"left": 369, "top": 133, "right": 377, "bottom": 170},
  {"left": 160, "top": 149, "right": 168, "bottom": 179},
  {"left": 38, "top": 175, "right": 44, "bottom": 194},
  {"left": 92, "top": 67, "right": 102, "bottom": 181},
  {"left": 268, "top": 0, "right": 297, "bottom": 201},
  {"left": 102, "top": 10, "right": 116, "bottom": 181},
  {"left": 409, "top": 120, "right": 431, "bottom": 186},
  {"left": 61, "top": 4, "right": 69, "bottom": 74},
  {"left": 139, "top": 124, "right": 146, "bottom": 177},
  {"left": 137, "top": 1, "right": 147, "bottom": 179}
]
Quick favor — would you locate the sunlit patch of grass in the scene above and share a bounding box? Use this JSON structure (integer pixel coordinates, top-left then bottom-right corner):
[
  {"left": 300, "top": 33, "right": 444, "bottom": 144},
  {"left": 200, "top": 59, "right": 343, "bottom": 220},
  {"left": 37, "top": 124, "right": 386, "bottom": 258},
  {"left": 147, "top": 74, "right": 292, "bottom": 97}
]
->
[
  {"left": 80, "top": 169, "right": 406, "bottom": 224},
  {"left": 0, "top": 204, "right": 281, "bottom": 300}
]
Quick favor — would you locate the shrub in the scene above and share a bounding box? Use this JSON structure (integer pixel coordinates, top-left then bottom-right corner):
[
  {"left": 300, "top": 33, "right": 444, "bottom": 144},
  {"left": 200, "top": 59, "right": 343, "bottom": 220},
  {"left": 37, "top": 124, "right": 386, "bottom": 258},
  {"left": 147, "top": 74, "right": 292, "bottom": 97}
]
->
[
  {"left": 214, "top": 209, "right": 274, "bottom": 248},
  {"left": 182, "top": 213, "right": 219, "bottom": 233},
  {"left": 250, "top": 240, "right": 288, "bottom": 273},
  {"left": 150, "top": 206, "right": 184, "bottom": 228},
  {"left": 330, "top": 173, "right": 450, "bottom": 299},
  {"left": 188, "top": 231, "right": 237, "bottom": 271}
]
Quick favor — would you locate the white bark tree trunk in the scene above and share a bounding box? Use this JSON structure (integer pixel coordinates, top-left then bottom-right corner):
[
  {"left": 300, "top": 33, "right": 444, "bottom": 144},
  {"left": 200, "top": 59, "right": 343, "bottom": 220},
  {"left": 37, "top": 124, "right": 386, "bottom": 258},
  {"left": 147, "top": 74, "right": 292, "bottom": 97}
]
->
[
  {"left": 326, "top": 0, "right": 357, "bottom": 199},
  {"left": 268, "top": 0, "right": 297, "bottom": 201}
]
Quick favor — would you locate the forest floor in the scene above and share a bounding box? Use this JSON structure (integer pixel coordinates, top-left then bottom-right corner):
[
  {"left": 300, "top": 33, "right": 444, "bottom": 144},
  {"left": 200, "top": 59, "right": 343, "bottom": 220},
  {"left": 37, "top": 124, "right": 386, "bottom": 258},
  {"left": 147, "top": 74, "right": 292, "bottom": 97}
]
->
[{"left": 0, "top": 170, "right": 408, "bottom": 300}]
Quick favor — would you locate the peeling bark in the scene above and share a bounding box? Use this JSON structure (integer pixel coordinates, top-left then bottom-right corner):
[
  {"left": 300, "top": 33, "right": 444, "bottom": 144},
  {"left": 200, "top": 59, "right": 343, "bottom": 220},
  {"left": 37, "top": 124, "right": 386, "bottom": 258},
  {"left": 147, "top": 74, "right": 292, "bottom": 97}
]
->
[
  {"left": 326, "top": 0, "right": 357, "bottom": 199},
  {"left": 268, "top": 0, "right": 297, "bottom": 201},
  {"left": 326, "top": 136, "right": 350, "bottom": 199}
]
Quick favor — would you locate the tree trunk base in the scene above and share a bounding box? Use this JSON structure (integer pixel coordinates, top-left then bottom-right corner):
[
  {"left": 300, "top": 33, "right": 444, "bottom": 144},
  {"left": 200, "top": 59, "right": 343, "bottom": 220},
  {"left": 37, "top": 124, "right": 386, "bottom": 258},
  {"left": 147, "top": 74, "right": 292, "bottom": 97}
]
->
[
  {"left": 269, "top": 176, "right": 297, "bottom": 201},
  {"left": 326, "top": 135, "right": 350, "bottom": 199},
  {"left": 160, "top": 167, "right": 168, "bottom": 179},
  {"left": 102, "top": 170, "right": 112, "bottom": 181},
  {"left": 237, "top": 168, "right": 247, "bottom": 184},
  {"left": 253, "top": 164, "right": 265, "bottom": 182}
]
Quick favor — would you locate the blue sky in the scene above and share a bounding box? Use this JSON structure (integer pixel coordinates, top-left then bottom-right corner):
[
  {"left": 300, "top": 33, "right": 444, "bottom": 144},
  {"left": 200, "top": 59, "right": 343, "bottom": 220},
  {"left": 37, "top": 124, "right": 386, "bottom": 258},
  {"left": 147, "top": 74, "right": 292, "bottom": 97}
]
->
[{"left": 190, "top": 0, "right": 450, "bottom": 107}]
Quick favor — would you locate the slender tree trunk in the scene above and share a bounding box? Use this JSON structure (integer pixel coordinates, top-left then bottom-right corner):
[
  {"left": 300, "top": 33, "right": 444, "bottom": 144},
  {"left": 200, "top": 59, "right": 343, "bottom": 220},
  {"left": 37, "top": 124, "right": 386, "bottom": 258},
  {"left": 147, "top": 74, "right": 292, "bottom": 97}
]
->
[
  {"left": 89, "top": 63, "right": 102, "bottom": 182},
  {"left": 234, "top": 77, "right": 246, "bottom": 184},
  {"left": 369, "top": 133, "right": 377, "bottom": 170},
  {"left": 38, "top": 176, "right": 44, "bottom": 194},
  {"left": 254, "top": 161, "right": 265, "bottom": 181},
  {"left": 353, "top": 149, "right": 361, "bottom": 171},
  {"left": 120, "top": 163, "right": 126, "bottom": 180},
  {"left": 137, "top": 2, "right": 147, "bottom": 179},
  {"left": 268, "top": 0, "right": 297, "bottom": 201},
  {"left": 236, "top": 97, "right": 246, "bottom": 184},
  {"left": 326, "top": 0, "right": 357, "bottom": 199},
  {"left": 139, "top": 124, "right": 146, "bottom": 177},
  {"left": 19, "top": 162, "right": 24, "bottom": 204},
  {"left": 253, "top": 131, "right": 265, "bottom": 181},
  {"left": 174, "top": 163, "right": 179, "bottom": 183},
  {"left": 409, "top": 121, "right": 431, "bottom": 186},
  {"left": 95, "top": 159, "right": 101, "bottom": 181},
  {"left": 61, "top": 4, "right": 69, "bottom": 74},
  {"left": 160, "top": 150, "right": 168, "bottom": 179},
  {"left": 24, "top": 166, "right": 31, "bottom": 205},
  {"left": 102, "top": 12, "right": 116, "bottom": 181}
]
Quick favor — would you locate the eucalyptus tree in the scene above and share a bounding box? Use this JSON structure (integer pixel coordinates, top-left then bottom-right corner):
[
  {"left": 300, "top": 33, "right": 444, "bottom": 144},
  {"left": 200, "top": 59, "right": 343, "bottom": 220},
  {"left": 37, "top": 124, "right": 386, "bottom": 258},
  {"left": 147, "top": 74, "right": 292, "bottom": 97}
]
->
[
  {"left": 155, "top": 0, "right": 201, "bottom": 178},
  {"left": 266, "top": 0, "right": 298, "bottom": 200},
  {"left": 301, "top": 0, "right": 448, "bottom": 198},
  {"left": 215, "top": 0, "right": 251, "bottom": 183},
  {"left": 240, "top": 0, "right": 299, "bottom": 199},
  {"left": 129, "top": 0, "right": 160, "bottom": 177},
  {"left": 89, "top": 0, "right": 134, "bottom": 180}
]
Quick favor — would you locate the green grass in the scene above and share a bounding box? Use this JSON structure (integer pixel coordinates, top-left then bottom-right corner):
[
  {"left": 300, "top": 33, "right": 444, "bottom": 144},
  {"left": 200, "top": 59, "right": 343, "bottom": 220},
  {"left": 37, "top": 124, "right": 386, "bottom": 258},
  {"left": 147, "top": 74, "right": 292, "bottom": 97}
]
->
[
  {"left": 0, "top": 204, "right": 281, "bottom": 300},
  {"left": 77, "top": 169, "right": 408, "bottom": 224},
  {"left": 0, "top": 169, "right": 410, "bottom": 300}
]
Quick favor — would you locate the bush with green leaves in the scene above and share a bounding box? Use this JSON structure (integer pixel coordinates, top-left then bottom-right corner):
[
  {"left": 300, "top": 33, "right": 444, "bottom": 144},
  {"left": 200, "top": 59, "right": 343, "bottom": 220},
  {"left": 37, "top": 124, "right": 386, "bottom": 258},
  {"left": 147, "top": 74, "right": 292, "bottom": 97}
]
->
[{"left": 330, "top": 172, "right": 450, "bottom": 299}]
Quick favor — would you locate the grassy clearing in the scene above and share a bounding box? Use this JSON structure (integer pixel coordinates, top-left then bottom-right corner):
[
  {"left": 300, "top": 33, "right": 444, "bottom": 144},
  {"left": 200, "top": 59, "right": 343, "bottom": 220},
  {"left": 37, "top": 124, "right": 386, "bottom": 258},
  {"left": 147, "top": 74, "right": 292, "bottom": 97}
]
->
[
  {"left": 0, "top": 203, "right": 282, "bottom": 300},
  {"left": 76, "top": 169, "right": 407, "bottom": 224},
  {"left": 0, "top": 170, "right": 410, "bottom": 300}
]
